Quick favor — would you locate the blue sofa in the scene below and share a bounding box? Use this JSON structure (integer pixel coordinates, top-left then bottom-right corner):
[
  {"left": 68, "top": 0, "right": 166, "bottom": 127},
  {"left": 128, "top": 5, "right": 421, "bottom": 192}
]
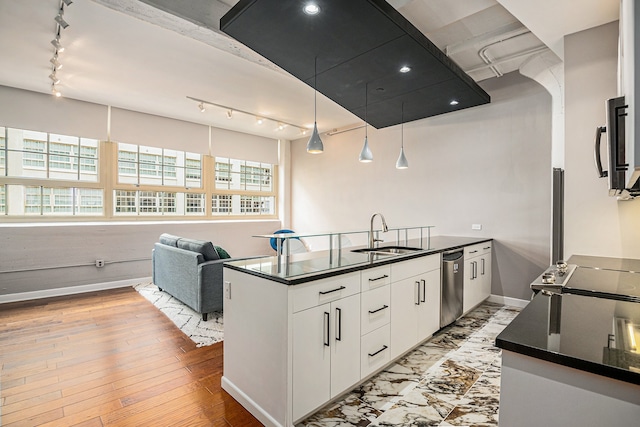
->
[{"left": 151, "top": 233, "right": 237, "bottom": 321}]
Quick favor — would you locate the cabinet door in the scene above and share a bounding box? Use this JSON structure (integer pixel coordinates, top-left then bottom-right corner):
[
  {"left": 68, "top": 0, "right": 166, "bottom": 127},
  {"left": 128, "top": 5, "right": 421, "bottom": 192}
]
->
[
  {"left": 390, "top": 276, "right": 420, "bottom": 359},
  {"left": 330, "top": 294, "right": 361, "bottom": 398},
  {"left": 479, "top": 254, "right": 492, "bottom": 302},
  {"left": 463, "top": 258, "right": 475, "bottom": 314},
  {"left": 292, "top": 304, "right": 331, "bottom": 421},
  {"left": 417, "top": 269, "right": 441, "bottom": 341}
]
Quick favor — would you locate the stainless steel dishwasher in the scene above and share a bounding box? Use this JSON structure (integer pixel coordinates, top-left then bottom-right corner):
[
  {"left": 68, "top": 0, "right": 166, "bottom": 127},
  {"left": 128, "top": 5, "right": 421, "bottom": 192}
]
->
[{"left": 441, "top": 250, "right": 464, "bottom": 328}]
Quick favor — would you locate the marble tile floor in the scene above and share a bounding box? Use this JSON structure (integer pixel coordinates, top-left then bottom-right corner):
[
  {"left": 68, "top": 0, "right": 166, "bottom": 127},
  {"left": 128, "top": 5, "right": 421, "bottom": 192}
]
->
[{"left": 299, "top": 302, "right": 521, "bottom": 427}]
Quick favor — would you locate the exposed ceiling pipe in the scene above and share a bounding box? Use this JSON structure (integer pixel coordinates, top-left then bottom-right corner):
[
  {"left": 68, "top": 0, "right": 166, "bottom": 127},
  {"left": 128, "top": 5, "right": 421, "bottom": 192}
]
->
[
  {"left": 466, "top": 45, "right": 549, "bottom": 74},
  {"left": 477, "top": 30, "right": 537, "bottom": 78}
]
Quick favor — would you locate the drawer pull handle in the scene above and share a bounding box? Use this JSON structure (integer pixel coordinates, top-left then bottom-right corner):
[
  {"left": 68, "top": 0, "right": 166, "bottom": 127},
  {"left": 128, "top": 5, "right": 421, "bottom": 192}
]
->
[
  {"left": 369, "top": 275, "right": 389, "bottom": 282},
  {"left": 368, "top": 305, "right": 389, "bottom": 314},
  {"left": 323, "top": 312, "right": 330, "bottom": 347},
  {"left": 483, "top": 246, "right": 491, "bottom": 250},
  {"left": 421, "top": 279, "right": 426, "bottom": 303},
  {"left": 319, "top": 286, "right": 346, "bottom": 295},
  {"left": 469, "top": 250, "right": 478, "bottom": 254},
  {"left": 368, "top": 345, "right": 388, "bottom": 357}
]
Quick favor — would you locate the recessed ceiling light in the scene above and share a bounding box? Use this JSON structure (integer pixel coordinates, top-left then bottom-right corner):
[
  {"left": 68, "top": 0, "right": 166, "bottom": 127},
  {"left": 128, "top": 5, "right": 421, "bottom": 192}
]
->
[
  {"left": 449, "top": 99, "right": 459, "bottom": 106},
  {"left": 399, "top": 65, "right": 411, "bottom": 73},
  {"left": 303, "top": 3, "right": 320, "bottom": 15}
]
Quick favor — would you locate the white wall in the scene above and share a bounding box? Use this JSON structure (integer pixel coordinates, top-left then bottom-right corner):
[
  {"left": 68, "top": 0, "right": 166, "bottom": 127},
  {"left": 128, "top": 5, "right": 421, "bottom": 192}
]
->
[
  {"left": 290, "top": 72, "right": 553, "bottom": 301},
  {"left": 0, "top": 218, "right": 279, "bottom": 300},
  {"left": 564, "top": 21, "right": 640, "bottom": 258}
]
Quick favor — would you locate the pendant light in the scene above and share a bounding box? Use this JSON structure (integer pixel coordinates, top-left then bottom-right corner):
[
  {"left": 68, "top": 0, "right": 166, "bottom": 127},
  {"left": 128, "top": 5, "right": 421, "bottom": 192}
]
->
[
  {"left": 307, "top": 56, "right": 324, "bottom": 154},
  {"left": 396, "top": 102, "right": 409, "bottom": 169},
  {"left": 359, "top": 82, "right": 373, "bottom": 162}
]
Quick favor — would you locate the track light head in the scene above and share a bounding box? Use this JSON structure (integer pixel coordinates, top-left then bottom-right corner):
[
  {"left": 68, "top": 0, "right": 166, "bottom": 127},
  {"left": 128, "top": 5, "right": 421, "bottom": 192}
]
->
[
  {"left": 227, "top": 109, "right": 233, "bottom": 119},
  {"left": 49, "top": 72, "right": 60, "bottom": 84},
  {"left": 55, "top": 14, "right": 69, "bottom": 29},
  {"left": 62, "top": 0, "right": 73, "bottom": 5},
  {"left": 50, "top": 55, "right": 62, "bottom": 70},
  {"left": 51, "top": 84, "right": 62, "bottom": 98},
  {"left": 198, "top": 102, "right": 205, "bottom": 113},
  {"left": 51, "top": 37, "right": 64, "bottom": 52}
]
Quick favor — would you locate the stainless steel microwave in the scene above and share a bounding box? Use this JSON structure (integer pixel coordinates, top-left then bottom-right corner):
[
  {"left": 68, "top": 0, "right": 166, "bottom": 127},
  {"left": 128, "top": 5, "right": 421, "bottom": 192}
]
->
[{"left": 595, "top": 96, "right": 640, "bottom": 199}]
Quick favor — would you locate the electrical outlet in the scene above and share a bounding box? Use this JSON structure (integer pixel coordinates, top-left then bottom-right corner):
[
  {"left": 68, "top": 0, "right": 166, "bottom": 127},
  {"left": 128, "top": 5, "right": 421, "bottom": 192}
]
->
[
  {"left": 224, "top": 281, "right": 231, "bottom": 299},
  {"left": 95, "top": 259, "right": 105, "bottom": 267},
  {"left": 472, "top": 224, "right": 482, "bottom": 230}
]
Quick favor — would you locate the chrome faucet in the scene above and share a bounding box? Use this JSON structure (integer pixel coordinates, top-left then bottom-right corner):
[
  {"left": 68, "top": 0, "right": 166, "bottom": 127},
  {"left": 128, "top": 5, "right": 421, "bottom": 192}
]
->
[{"left": 369, "top": 212, "right": 389, "bottom": 249}]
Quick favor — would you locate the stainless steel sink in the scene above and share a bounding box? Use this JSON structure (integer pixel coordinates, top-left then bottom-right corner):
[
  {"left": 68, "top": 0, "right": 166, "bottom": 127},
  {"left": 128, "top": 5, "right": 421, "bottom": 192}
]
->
[{"left": 351, "top": 246, "right": 423, "bottom": 256}]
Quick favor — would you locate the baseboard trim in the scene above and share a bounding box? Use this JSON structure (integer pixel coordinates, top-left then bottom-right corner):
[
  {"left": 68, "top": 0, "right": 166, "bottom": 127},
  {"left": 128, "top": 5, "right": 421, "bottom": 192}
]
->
[
  {"left": 0, "top": 277, "right": 151, "bottom": 304},
  {"left": 221, "top": 376, "right": 284, "bottom": 427},
  {"left": 489, "top": 294, "right": 530, "bottom": 308}
]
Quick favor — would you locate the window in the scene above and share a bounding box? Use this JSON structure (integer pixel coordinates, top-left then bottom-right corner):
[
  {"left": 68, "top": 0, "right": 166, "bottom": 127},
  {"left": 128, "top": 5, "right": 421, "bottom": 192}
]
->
[
  {"left": 0, "top": 126, "right": 276, "bottom": 220},
  {"left": 20, "top": 186, "right": 104, "bottom": 216},
  {"left": 114, "top": 190, "right": 205, "bottom": 216},
  {"left": 117, "top": 143, "right": 201, "bottom": 188},
  {"left": 212, "top": 157, "right": 275, "bottom": 216},
  {"left": 0, "top": 185, "right": 5, "bottom": 214},
  {"left": 2, "top": 128, "right": 99, "bottom": 182}
]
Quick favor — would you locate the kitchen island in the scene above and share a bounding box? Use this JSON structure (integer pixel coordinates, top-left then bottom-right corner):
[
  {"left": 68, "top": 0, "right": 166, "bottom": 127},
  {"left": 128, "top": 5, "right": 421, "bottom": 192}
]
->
[
  {"left": 495, "top": 255, "right": 640, "bottom": 426},
  {"left": 222, "top": 235, "right": 492, "bottom": 427}
]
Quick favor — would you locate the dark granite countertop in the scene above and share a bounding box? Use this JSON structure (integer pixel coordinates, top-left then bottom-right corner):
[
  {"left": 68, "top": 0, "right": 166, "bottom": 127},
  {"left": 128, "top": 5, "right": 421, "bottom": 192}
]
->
[
  {"left": 224, "top": 235, "right": 492, "bottom": 285},
  {"left": 496, "top": 291, "right": 640, "bottom": 385}
]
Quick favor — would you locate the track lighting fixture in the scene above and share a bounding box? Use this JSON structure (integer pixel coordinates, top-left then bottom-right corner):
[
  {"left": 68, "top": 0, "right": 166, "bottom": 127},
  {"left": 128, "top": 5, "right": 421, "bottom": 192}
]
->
[
  {"left": 185, "top": 96, "right": 306, "bottom": 135},
  {"left": 359, "top": 83, "right": 373, "bottom": 163},
  {"left": 52, "top": 84, "right": 62, "bottom": 98},
  {"left": 50, "top": 55, "right": 62, "bottom": 70},
  {"left": 51, "top": 36, "right": 64, "bottom": 52},
  {"left": 62, "top": 0, "right": 73, "bottom": 5},
  {"left": 49, "top": 72, "right": 60, "bottom": 84},
  {"left": 55, "top": 14, "right": 69, "bottom": 29},
  {"left": 307, "top": 56, "right": 324, "bottom": 154}
]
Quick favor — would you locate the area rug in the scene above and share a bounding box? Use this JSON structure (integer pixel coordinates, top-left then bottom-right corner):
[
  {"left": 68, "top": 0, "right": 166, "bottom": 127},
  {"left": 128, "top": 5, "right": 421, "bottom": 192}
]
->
[{"left": 134, "top": 282, "right": 224, "bottom": 347}]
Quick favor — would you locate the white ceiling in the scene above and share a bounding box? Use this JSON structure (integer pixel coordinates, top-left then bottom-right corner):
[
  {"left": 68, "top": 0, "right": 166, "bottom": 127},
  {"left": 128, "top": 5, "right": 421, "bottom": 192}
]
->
[{"left": 0, "top": 0, "right": 619, "bottom": 141}]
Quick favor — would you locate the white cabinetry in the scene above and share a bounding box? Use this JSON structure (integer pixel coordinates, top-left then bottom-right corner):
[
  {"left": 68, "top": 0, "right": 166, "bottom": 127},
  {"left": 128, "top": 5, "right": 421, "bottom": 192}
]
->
[
  {"left": 389, "top": 254, "right": 441, "bottom": 360},
  {"left": 360, "top": 265, "right": 391, "bottom": 378},
  {"left": 463, "top": 243, "right": 492, "bottom": 313},
  {"left": 291, "top": 273, "right": 361, "bottom": 421}
]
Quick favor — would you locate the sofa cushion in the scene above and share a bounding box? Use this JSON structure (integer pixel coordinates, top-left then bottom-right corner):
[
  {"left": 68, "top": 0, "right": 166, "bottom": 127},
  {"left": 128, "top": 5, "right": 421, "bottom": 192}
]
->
[
  {"left": 159, "top": 233, "right": 181, "bottom": 247},
  {"left": 214, "top": 246, "right": 231, "bottom": 259},
  {"left": 177, "top": 238, "right": 219, "bottom": 261}
]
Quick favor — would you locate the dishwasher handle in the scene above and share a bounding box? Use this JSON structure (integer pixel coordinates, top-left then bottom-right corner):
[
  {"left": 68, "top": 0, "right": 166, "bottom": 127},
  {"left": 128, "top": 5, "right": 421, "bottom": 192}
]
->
[{"left": 442, "top": 250, "right": 464, "bottom": 262}]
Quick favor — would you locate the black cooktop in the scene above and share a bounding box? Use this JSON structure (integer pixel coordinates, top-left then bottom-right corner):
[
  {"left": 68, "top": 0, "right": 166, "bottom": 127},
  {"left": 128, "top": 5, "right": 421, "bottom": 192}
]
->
[{"left": 563, "top": 255, "right": 640, "bottom": 303}]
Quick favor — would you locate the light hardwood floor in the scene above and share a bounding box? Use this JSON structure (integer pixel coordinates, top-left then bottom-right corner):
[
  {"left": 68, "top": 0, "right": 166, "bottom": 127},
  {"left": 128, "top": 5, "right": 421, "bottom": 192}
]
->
[{"left": 0, "top": 287, "right": 262, "bottom": 427}]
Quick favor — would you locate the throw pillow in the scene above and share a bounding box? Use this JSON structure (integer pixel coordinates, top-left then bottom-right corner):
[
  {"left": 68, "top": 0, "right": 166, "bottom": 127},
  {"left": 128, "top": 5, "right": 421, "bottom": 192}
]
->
[
  {"left": 214, "top": 246, "right": 231, "bottom": 259},
  {"left": 177, "top": 238, "right": 219, "bottom": 261}
]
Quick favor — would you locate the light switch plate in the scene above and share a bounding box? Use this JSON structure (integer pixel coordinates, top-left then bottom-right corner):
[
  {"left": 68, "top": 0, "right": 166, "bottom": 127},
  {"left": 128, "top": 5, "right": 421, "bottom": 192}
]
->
[{"left": 472, "top": 224, "right": 482, "bottom": 230}]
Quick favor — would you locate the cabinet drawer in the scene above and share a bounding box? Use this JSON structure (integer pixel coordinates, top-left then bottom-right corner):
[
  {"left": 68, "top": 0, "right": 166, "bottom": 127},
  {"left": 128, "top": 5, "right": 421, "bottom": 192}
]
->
[
  {"left": 391, "top": 253, "right": 440, "bottom": 282},
  {"left": 361, "top": 323, "right": 390, "bottom": 379},
  {"left": 361, "top": 265, "right": 391, "bottom": 291},
  {"left": 464, "top": 243, "right": 484, "bottom": 259},
  {"left": 361, "top": 285, "right": 390, "bottom": 336},
  {"left": 480, "top": 243, "right": 492, "bottom": 255},
  {"left": 292, "top": 272, "right": 360, "bottom": 313}
]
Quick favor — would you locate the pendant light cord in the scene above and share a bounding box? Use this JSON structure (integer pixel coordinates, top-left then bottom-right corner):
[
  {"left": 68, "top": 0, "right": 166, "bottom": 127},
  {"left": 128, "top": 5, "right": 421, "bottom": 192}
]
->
[
  {"left": 401, "top": 102, "right": 404, "bottom": 148},
  {"left": 365, "top": 82, "right": 368, "bottom": 138},
  {"left": 314, "top": 56, "right": 317, "bottom": 123}
]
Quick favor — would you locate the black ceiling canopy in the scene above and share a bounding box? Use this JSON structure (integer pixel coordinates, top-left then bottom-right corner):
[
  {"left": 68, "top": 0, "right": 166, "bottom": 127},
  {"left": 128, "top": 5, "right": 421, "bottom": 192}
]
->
[{"left": 220, "top": 0, "right": 490, "bottom": 129}]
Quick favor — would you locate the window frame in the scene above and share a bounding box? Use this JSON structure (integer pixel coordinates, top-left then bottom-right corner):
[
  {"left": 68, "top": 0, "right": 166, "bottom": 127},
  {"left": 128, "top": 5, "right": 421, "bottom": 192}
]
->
[{"left": 0, "top": 126, "right": 278, "bottom": 222}]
